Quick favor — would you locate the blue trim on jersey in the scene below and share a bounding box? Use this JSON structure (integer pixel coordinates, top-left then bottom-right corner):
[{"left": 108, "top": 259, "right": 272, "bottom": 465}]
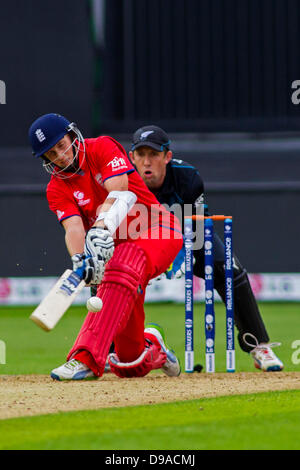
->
[
  {"left": 171, "top": 165, "right": 194, "bottom": 169},
  {"left": 59, "top": 214, "right": 81, "bottom": 223},
  {"left": 159, "top": 224, "right": 183, "bottom": 235},
  {"left": 103, "top": 168, "right": 135, "bottom": 182}
]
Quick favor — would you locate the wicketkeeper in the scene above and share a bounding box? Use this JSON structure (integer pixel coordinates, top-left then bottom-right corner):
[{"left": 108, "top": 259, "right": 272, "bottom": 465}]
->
[
  {"left": 130, "top": 125, "right": 283, "bottom": 372},
  {"left": 28, "top": 114, "right": 182, "bottom": 380}
]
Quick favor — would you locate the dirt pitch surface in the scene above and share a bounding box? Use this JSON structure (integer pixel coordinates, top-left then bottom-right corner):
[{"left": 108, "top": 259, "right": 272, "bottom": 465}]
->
[
  {"left": 0, "top": 372, "right": 299, "bottom": 420},
  {"left": 0, "top": 372, "right": 300, "bottom": 419}
]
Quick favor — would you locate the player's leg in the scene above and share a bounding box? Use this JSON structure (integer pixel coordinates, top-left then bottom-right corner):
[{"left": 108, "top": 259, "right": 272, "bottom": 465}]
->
[
  {"left": 194, "top": 232, "right": 269, "bottom": 350},
  {"left": 214, "top": 259, "right": 270, "bottom": 352},
  {"left": 90, "top": 285, "right": 114, "bottom": 372},
  {"left": 107, "top": 287, "right": 168, "bottom": 378},
  {"left": 108, "top": 230, "right": 182, "bottom": 378},
  {"left": 110, "top": 280, "right": 180, "bottom": 378},
  {"left": 193, "top": 232, "right": 283, "bottom": 370}
]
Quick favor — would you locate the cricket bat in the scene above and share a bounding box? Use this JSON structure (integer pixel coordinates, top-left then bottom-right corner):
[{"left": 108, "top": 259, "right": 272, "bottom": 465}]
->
[{"left": 30, "top": 269, "right": 86, "bottom": 331}]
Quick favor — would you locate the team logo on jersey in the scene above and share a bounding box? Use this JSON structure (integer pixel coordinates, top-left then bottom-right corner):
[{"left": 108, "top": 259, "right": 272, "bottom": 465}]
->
[
  {"left": 73, "top": 191, "right": 91, "bottom": 206},
  {"left": 73, "top": 191, "right": 84, "bottom": 200},
  {"left": 107, "top": 156, "right": 127, "bottom": 171},
  {"left": 56, "top": 210, "right": 65, "bottom": 219},
  {"left": 35, "top": 129, "right": 46, "bottom": 143}
]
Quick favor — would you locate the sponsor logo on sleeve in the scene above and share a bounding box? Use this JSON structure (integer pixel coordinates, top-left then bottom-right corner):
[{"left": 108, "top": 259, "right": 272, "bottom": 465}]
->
[{"left": 107, "top": 156, "right": 128, "bottom": 171}]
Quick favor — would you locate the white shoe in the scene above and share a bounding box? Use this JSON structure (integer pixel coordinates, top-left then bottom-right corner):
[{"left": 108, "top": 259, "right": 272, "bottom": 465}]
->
[
  {"left": 145, "top": 323, "right": 181, "bottom": 377},
  {"left": 104, "top": 358, "right": 111, "bottom": 373},
  {"left": 51, "top": 359, "right": 97, "bottom": 381},
  {"left": 244, "top": 333, "right": 284, "bottom": 372}
]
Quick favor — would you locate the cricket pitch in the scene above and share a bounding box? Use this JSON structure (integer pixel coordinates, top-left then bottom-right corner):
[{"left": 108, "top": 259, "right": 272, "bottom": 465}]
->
[{"left": 0, "top": 372, "right": 300, "bottom": 419}]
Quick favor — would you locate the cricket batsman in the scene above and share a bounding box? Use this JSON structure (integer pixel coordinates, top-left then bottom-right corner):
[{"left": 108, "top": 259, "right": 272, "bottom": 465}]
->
[{"left": 28, "top": 113, "right": 182, "bottom": 380}]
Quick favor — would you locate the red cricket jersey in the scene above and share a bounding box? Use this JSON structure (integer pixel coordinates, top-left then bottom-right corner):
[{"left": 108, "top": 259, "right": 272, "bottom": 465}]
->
[{"left": 46, "top": 136, "right": 181, "bottom": 241}]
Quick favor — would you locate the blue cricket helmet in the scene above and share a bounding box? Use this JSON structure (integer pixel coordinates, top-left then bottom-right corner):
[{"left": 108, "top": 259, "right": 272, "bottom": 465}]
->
[
  {"left": 28, "top": 113, "right": 86, "bottom": 179},
  {"left": 29, "top": 113, "right": 73, "bottom": 157}
]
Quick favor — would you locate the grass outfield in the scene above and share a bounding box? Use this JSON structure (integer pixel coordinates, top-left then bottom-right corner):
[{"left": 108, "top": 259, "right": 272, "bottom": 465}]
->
[
  {"left": 0, "top": 302, "right": 299, "bottom": 374},
  {"left": 0, "top": 390, "right": 300, "bottom": 450},
  {"left": 0, "top": 302, "right": 299, "bottom": 450}
]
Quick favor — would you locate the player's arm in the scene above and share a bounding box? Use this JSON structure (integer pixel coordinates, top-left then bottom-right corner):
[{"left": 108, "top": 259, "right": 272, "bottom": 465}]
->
[
  {"left": 93, "top": 173, "right": 129, "bottom": 229},
  {"left": 60, "top": 215, "right": 102, "bottom": 285},
  {"left": 61, "top": 216, "right": 86, "bottom": 256},
  {"left": 61, "top": 174, "right": 130, "bottom": 248},
  {"left": 83, "top": 173, "right": 137, "bottom": 283}
]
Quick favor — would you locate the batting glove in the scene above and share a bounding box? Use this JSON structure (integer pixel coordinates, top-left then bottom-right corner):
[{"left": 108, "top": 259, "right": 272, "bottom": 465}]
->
[
  {"left": 84, "top": 227, "right": 114, "bottom": 264},
  {"left": 72, "top": 253, "right": 105, "bottom": 286}
]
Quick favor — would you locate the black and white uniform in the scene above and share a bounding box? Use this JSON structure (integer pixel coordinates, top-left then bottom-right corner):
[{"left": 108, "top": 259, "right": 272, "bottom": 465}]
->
[{"left": 154, "top": 158, "right": 269, "bottom": 353}]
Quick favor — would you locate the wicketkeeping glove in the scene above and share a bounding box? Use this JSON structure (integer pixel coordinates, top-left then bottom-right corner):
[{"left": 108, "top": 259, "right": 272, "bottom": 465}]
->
[
  {"left": 148, "top": 246, "right": 195, "bottom": 284},
  {"left": 84, "top": 227, "right": 115, "bottom": 264},
  {"left": 165, "top": 246, "right": 186, "bottom": 279},
  {"left": 72, "top": 253, "right": 105, "bottom": 286}
]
